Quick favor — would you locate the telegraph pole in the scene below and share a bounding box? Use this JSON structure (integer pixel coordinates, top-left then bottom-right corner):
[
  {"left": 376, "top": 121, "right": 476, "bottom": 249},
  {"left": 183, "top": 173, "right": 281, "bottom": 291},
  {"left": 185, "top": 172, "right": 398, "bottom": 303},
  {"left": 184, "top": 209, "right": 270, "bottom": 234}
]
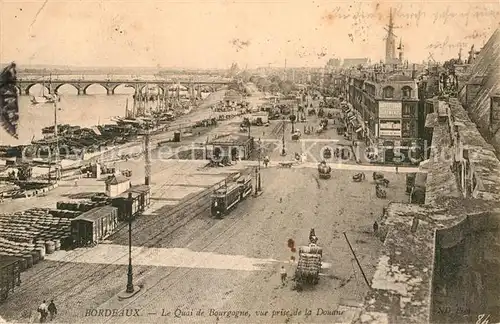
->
[
  {"left": 51, "top": 79, "right": 61, "bottom": 182},
  {"left": 257, "top": 138, "right": 262, "bottom": 192},
  {"left": 144, "top": 124, "right": 151, "bottom": 186},
  {"left": 281, "top": 117, "right": 286, "bottom": 156}
]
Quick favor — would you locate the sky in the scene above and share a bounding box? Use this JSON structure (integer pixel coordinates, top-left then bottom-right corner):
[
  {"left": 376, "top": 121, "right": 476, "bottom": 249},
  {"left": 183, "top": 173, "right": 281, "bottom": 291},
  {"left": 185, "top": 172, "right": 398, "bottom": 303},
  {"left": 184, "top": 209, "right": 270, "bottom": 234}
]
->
[{"left": 1, "top": 0, "right": 499, "bottom": 69}]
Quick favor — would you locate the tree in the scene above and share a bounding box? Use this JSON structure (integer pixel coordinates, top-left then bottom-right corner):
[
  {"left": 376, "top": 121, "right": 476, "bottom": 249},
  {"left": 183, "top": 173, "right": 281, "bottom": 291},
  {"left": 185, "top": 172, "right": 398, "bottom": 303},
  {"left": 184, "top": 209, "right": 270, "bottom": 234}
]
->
[
  {"left": 249, "top": 75, "right": 260, "bottom": 84},
  {"left": 237, "top": 71, "right": 252, "bottom": 83},
  {"left": 269, "top": 83, "right": 280, "bottom": 94},
  {"left": 279, "top": 80, "right": 295, "bottom": 95},
  {"left": 227, "top": 63, "right": 240, "bottom": 78},
  {"left": 255, "top": 77, "right": 271, "bottom": 92}
]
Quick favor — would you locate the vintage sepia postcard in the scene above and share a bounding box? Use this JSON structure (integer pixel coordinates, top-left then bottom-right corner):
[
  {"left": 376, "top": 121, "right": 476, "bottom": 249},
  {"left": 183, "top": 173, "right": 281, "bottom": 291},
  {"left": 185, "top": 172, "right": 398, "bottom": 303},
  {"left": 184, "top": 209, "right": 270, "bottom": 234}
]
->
[{"left": 0, "top": 0, "right": 499, "bottom": 323}]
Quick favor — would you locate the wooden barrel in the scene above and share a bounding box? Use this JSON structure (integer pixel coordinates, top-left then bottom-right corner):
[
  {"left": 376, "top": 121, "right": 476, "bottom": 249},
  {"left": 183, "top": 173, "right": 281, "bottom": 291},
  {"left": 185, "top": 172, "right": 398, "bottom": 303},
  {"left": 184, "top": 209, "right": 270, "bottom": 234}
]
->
[
  {"left": 45, "top": 241, "right": 55, "bottom": 254},
  {"left": 23, "top": 254, "right": 33, "bottom": 268},
  {"left": 15, "top": 254, "right": 27, "bottom": 270},
  {"left": 30, "top": 250, "right": 40, "bottom": 264},
  {"left": 54, "top": 239, "right": 61, "bottom": 251},
  {"left": 35, "top": 245, "right": 46, "bottom": 260}
]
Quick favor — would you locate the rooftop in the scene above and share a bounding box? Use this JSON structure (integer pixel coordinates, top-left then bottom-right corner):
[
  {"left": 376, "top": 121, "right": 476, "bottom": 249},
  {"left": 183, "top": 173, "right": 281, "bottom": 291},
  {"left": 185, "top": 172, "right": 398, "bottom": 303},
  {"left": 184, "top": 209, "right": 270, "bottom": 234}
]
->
[
  {"left": 386, "top": 74, "right": 414, "bottom": 82},
  {"left": 105, "top": 175, "right": 130, "bottom": 185},
  {"left": 73, "top": 205, "right": 118, "bottom": 222}
]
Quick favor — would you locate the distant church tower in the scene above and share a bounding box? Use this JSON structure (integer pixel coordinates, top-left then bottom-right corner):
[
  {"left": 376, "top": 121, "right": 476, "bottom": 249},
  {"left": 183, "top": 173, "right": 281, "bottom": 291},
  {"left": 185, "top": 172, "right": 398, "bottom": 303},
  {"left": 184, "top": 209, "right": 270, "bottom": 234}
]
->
[
  {"left": 385, "top": 8, "right": 397, "bottom": 64},
  {"left": 398, "top": 38, "right": 404, "bottom": 62}
]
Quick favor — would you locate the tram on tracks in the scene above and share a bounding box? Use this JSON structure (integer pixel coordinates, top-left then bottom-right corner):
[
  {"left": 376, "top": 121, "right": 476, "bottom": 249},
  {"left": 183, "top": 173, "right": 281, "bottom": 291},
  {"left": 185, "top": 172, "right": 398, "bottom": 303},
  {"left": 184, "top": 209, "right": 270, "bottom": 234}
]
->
[{"left": 210, "top": 175, "right": 253, "bottom": 219}]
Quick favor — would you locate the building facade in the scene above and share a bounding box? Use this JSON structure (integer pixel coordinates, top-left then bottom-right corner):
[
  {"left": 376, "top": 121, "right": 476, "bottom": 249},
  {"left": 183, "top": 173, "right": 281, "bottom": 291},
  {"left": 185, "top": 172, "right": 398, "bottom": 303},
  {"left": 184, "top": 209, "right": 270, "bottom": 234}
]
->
[{"left": 347, "top": 73, "right": 424, "bottom": 164}]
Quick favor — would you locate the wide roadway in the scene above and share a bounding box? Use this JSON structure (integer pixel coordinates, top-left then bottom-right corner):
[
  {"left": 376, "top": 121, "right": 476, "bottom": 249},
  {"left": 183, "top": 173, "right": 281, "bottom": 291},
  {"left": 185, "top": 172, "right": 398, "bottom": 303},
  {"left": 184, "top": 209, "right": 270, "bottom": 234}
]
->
[
  {"left": 0, "top": 161, "right": 409, "bottom": 324},
  {"left": 99, "top": 167, "right": 408, "bottom": 324}
]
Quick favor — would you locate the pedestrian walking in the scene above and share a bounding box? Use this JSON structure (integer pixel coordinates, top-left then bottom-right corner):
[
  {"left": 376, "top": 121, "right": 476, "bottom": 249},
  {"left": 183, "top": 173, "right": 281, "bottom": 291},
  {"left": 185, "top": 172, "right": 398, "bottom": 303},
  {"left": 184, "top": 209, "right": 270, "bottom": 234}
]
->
[
  {"left": 395, "top": 165, "right": 399, "bottom": 174},
  {"left": 48, "top": 300, "right": 57, "bottom": 321},
  {"left": 280, "top": 266, "right": 287, "bottom": 285},
  {"left": 38, "top": 300, "right": 49, "bottom": 323}
]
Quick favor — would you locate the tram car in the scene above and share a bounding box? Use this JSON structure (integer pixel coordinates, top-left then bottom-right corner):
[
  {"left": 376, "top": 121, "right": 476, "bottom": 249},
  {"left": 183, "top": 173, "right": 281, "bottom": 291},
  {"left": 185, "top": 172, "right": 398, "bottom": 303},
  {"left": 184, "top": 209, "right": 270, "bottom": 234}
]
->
[
  {"left": 71, "top": 206, "right": 119, "bottom": 247},
  {"left": 211, "top": 176, "right": 253, "bottom": 218},
  {"left": 236, "top": 175, "right": 253, "bottom": 198}
]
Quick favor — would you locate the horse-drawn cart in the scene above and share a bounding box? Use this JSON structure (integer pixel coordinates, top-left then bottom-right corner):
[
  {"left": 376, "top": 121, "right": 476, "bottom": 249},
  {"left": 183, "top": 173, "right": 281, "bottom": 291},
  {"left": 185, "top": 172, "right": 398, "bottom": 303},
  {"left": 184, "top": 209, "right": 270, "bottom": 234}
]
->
[
  {"left": 375, "top": 178, "right": 390, "bottom": 187},
  {"left": 373, "top": 172, "right": 389, "bottom": 187},
  {"left": 375, "top": 185, "right": 387, "bottom": 199},
  {"left": 352, "top": 172, "right": 365, "bottom": 182},
  {"left": 318, "top": 162, "right": 332, "bottom": 179},
  {"left": 295, "top": 244, "right": 322, "bottom": 285},
  {"left": 294, "top": 229, "right": 322, "bottom": 286}
]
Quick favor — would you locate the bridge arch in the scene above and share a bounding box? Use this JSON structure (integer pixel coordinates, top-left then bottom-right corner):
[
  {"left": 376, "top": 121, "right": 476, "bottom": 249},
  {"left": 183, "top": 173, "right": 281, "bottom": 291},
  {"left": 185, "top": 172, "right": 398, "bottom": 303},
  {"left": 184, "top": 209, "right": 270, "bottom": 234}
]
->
[
  {"left": 112, "top": 83, "right": 138, "bottom": 95},
  {"left": 25, "top": 83, "right": 50, "bottom": 96},
  {"left": 83, "top": 83, "right": 110, "bottom": 95},
  {"left": 54, "top": 83, "right": 79, "bottom": 95},
  {"left": 138, "top": 83, "right": 165, "bottom": 95}
]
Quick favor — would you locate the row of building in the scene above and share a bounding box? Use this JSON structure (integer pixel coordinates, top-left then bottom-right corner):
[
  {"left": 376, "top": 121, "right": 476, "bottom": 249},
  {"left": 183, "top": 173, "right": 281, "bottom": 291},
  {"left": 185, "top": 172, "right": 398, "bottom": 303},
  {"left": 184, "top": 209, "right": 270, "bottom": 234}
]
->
[
  {"left": 329, "top": 39, "right": 496, "bottom": 165},
  {"left": 351, "top": 26, "right": 500, "bottom": 324}
]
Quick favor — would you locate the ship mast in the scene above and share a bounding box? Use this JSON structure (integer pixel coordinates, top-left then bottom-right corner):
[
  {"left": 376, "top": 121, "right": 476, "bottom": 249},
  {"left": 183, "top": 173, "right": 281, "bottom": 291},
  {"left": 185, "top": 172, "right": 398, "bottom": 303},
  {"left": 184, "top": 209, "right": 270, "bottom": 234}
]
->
[{"left": 52, "top": 79, "right": 60, "bottom": 182}]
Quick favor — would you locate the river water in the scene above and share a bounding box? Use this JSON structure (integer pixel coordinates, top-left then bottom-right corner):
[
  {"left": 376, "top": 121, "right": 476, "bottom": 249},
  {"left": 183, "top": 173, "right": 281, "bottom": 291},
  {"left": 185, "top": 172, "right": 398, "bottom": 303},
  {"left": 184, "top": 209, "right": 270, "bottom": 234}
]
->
[{"left": 0, "top": 84, "right": 209, "bottom": 146}]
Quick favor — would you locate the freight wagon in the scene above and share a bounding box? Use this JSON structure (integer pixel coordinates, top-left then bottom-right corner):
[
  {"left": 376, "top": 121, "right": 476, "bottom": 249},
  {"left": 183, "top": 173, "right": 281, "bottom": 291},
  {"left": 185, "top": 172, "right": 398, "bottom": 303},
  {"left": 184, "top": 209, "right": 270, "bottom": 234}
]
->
[
  {"left": 71, "top": 206, "right": 119, "bottom": 248},
  {"left": 0, "top": 256, "right": 21, "bottom": 303},
  {"left": 111, "top": 185, "right": 151, "bottom": 221},
  {"left": 211, "top": 175, "right": 253, "bottom": 218}
]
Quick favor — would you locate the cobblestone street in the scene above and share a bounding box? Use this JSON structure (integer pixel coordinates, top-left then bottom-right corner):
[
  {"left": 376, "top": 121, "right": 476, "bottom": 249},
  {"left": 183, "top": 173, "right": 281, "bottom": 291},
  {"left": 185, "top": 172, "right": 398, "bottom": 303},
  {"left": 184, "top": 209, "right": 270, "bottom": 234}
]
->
[{"left": 0, "top": 163, "right": 409, "bottom": 323}]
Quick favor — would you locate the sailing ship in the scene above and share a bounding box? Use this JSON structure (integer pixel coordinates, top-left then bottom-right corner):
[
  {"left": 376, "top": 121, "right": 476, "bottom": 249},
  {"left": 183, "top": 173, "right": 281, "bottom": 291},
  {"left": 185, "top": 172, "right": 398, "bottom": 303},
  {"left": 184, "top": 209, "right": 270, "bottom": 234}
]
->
[{"left": 30, "top": 74, "right": 56, "bottom": 104}]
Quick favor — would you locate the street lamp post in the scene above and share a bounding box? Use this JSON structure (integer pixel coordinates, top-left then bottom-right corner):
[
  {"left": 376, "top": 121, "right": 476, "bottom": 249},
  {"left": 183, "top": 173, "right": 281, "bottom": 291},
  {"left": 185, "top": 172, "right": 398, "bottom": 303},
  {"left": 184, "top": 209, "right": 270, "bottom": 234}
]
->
[
  {"left": 281, "top": 117, "right": 286, "bottom": 156},
  {"left": 126, "top": 192, "right": 134, "bottom": 294},
  {"left": 290, "top": 106, "right": 295, "bottom": 134}
]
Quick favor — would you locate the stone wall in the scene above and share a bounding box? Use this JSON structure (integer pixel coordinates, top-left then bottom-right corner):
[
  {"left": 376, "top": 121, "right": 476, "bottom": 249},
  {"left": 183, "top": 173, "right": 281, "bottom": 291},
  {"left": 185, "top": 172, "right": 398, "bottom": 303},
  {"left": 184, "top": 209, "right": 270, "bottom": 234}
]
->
[
  {"left": 431, "top": 212, "right": 500, "bottom": 323},
  {"left": 353, "top": 96, "right": 500, "bottom": 324}
]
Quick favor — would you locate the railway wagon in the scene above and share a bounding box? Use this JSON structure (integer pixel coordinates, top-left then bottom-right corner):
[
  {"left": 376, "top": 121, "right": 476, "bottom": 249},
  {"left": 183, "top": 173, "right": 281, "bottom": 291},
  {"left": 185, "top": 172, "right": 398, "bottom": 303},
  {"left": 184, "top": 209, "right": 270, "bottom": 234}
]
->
[
  {"left": 71, "top": 206, "right": 119, "bottom": 247},
  {"left": 111, "top": 185, "right": 151, "bottom": 221},
  {"left": 127, "top": 185, "right": 151, "bottom": 211},
  {"left": 211, "top": 176, "right": 253, "bottom": 219},
  {"left": 0, "top": 256, "right": 21, "bottom": 303}
]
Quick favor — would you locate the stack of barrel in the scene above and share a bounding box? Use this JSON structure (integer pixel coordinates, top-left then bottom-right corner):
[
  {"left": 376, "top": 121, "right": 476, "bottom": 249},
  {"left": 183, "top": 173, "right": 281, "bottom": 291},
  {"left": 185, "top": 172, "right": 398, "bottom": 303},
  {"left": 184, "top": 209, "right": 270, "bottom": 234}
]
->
[
  {"left": 48, "top": 209, "right": 82, "bottom": 219},
  {"left": 56, "top": 200, "right": 107, "bottom": 213},
  {"left": 0, "top": 208, "right": 72, "bottom": 271}
]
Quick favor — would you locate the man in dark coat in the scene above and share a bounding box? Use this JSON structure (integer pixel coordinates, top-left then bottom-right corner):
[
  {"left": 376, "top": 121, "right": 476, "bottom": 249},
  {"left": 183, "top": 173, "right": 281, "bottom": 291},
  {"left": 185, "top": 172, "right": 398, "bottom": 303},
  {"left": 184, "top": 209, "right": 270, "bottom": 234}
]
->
[{"left": 48, "top": 300, "right": 57, "bottom": 321}]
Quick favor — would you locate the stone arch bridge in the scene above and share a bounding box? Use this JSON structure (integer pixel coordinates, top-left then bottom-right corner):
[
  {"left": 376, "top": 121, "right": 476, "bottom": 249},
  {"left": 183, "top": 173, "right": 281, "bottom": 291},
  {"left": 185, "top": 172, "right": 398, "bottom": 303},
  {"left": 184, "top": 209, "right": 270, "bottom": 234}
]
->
[{"left": 16, "top": 78, "right": 230, "bottom": 96}]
